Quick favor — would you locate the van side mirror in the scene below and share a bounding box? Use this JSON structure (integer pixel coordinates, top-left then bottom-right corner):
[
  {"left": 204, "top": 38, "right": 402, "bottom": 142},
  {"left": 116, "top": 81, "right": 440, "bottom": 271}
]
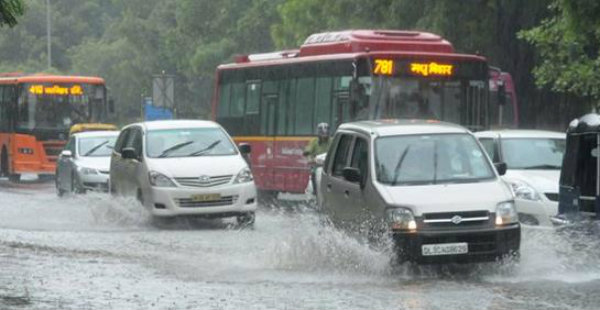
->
[
  {"left": 61, "top": 150, "right": 72, "bottom": 158},
  {"left": 494, "top": 162, "right": 507, "bottom": 176},
  {"left": 342, "top": 167, "right": 362, "bottom": 183},
  {"left": 121, "top": 147, "right": 139, "bottom": 161},
  {"left": 238, "top": 143, "right": 251, "bottom": 154}
]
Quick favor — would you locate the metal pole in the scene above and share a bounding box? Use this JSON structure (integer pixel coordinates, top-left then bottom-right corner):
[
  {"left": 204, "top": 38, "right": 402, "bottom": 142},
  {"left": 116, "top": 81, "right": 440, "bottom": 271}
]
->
[
  {"left": 596, "top": 134, "right": 599, "bottom": 197},
  {"left": 46, "top": 0, "right": 51, "bottom": 69}
]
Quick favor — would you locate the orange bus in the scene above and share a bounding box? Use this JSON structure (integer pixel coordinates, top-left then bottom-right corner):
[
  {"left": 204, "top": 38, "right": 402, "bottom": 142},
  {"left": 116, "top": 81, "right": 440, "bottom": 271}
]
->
[{"left": 0, "top": 74, "right": 113, "bottom": 182}]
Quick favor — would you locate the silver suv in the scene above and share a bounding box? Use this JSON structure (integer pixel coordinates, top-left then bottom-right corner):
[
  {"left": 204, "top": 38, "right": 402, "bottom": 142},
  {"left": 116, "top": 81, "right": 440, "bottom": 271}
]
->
[{"left": 319, "top": 120, "right": 520, "bottom": 263}]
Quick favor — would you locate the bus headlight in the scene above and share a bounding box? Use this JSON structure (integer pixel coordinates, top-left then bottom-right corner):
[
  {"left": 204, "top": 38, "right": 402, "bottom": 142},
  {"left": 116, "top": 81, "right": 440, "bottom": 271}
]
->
[
  {"left": 495, "top": 201, "right": 518, "bottom": 225},
  {"left": 148, "top": 171, "right": 176, "bottom": 187},
  {"left": 18, "top": 148, "right": 34, "bottom": 155},
  {"left": 233, "top": 167, "right": 253, "bottom": 183},
  {"left": 386, "top": 207, "right": 417, "bottom": 232}
]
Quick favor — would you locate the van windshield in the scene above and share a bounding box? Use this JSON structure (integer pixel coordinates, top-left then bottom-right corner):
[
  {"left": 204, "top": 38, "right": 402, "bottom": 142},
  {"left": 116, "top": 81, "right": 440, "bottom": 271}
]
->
[
  {"left": 375, "top": 133, "right": 495, "bottom": 186},
  {"left": 146, "top": 128, "right": 237, "bottom": 158}
]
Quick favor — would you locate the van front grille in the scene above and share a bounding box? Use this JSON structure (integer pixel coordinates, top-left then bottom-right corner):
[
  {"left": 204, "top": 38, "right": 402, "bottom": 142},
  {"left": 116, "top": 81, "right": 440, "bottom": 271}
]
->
[
  {"left": 422, "top": 210, "right": 490, "bottom": 227},
  {"left": 176, "top": 195, "right": 238, "bottom": 208},
  {"left": 174, "top": 175, "right": 233, "bottom": 188}
]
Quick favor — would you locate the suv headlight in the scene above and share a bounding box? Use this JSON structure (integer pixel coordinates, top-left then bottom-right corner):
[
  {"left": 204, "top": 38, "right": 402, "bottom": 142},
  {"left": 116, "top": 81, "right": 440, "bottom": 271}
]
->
[
  {"left": 233, "top": 167, "right": 253, "bottom": 184},
  {"left": 496, "top": 201, "right": 518, "bottom": 225},
  {"left": 148, "top": 171, "right": 176, "bottom": 187},
  {"left": 385, "top": 207, "right": 417, "bottom": 232},
  {"left": 508, "top": 180, "right": 540, "bottom": 201},
  {"left": 78, "top": 167, "right": 99, "bottom": 175}
]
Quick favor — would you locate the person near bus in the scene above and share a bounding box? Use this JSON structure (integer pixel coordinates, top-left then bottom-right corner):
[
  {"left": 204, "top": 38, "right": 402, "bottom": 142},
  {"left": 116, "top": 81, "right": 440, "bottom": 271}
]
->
[{"left": 304, "top": 122, "right": 331, "bottom": 195}]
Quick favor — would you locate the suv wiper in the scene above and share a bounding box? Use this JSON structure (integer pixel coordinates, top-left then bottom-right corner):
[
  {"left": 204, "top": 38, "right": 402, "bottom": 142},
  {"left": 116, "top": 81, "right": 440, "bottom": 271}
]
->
[
  {"left": 188, "top": 140, "right": 221, "bottom": 156},
  {"left": 84, "top": 140, "right": 109, "bottom": 156},
  {"left": 158, "top": 141, "right": 195, "bottom": 158},
  {"left": 522, "top": 164, "right": 561, "bottom": 170}
]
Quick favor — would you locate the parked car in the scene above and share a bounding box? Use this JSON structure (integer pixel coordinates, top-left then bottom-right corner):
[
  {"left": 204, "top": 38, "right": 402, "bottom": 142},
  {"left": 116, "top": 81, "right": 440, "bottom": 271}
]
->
[
  {"left": 475, "top": 130, "right": 566, "bottom": 226},
  {"left": 319, "top": 120, "right": 520, "bottom": 264},
  {"left": 56, "top": 130, "right": 119, "bottom": 196},
  {"left": 109, "top": 120, "right": 257, "bottom": 225},
  {"left": 553, "top": 114, "right": 600, "bottom": 225}
]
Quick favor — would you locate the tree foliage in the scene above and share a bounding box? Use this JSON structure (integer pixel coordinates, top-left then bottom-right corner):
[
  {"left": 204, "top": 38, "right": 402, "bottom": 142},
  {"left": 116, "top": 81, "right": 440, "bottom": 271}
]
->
[
  {"left": 519, "top": 0, "right": 600, "bottom": 98},
  {"left": 0, "top": 0, "right": 24, "bottom": 27}
]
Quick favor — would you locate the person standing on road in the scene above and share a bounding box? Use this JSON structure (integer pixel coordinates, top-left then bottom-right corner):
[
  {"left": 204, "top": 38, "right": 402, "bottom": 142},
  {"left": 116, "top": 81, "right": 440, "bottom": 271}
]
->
[{"left": 304, "top": 122, "right": 331, "bottom": 195}]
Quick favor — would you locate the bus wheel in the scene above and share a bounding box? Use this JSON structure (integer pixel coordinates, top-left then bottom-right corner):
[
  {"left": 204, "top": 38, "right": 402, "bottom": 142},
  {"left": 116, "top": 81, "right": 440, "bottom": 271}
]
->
[
  {"left": 0, "top": 147, "right": 7, "bottom": 177},
  {"left": 8, "top": 174, "right": 20, "bottom": 183}
]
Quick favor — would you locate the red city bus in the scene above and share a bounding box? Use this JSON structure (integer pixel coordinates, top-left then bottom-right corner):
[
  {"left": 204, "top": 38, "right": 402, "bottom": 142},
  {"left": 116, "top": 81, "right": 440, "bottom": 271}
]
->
[
  {"left": 213, "top": 30, "right": 507, "bottom": 194},
  {"left": 0, "top": 74, "right": 112, "bottom": 182}
]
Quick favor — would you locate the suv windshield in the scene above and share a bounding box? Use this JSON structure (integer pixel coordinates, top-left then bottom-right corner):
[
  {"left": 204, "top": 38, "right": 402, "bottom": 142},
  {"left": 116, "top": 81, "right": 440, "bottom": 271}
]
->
[
  {"left": 501, "top": 138, "right": 565, "bottom": 169},
  {"left": 375, "top": 133, "right": 494, "bottom": 185},
  {"left": 78, "top": 136, "right": 117, "bottom": 157},
  {"left": 146, "top": 127, "right": 237, "bottom": 158}
]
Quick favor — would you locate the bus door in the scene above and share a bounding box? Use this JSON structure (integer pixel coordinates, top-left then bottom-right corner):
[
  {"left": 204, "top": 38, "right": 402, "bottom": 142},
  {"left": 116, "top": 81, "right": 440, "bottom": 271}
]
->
[
  {"left": 464, "top": 80, "right": 487, "bottom": 131},
  {"left": 260, "top": 93, "right": 278, "bottom": 190},
  {"left": 332, "top": 91, "right": 350, "bottom": 128}
]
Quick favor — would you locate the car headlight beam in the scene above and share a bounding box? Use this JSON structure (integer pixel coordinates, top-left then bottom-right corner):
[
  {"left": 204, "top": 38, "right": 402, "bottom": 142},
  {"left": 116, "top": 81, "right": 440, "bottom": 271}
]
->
[
  {"left": 509, "top": 180, "right": 541, "bottom": 201},
  {"left": 386, "top": 207, "right": 417, "bottom": 232},
  {"left": 496, "top": 201, "right": 518, "bottom": 225},
  {"left": 233, "top": 167, "right": 253, "bottom": 184}
]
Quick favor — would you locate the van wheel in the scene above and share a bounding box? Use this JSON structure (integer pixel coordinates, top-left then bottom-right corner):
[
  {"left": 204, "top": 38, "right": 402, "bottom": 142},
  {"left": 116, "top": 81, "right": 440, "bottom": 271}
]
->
[{"left": 236, "top": 212, "right": 255, "bottom": 227}]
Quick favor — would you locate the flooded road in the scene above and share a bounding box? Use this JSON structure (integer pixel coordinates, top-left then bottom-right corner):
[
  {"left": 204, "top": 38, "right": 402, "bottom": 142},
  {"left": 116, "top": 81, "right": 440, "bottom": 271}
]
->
[{"left": 1, "top": 179, "right": 600, "bottom": 309}]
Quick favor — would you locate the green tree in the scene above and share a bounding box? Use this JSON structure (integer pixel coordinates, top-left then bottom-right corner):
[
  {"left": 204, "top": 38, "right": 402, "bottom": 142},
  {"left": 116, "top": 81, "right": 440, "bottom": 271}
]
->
[
  {"left": 0, "top": 0, "right": 24, "bottom": 27},
  {"left": 520, "top": 0, "right": 600, "bottom": 98}
]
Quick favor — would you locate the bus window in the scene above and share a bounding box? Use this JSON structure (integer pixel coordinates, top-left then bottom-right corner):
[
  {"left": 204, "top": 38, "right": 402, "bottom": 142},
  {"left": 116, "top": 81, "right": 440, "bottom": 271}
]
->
[
  {"left": 217, "top": 83, "right": 231, "bottom": 117},
  {"left": 230, "top": 82, "right": 245, "bottom": 117},
  {"left": 0, "top": 86, "right": 4, "bottom": 130},
  {"left": 278, "top": 78, "right": 295, "bottom": 135},
  {"left": 295, "top": 77, "right": 315, "bottom": 135},
  {"left": 443, "top": 81, "right": 461, "bottom": 124},
  {"left": 244, "top": 81, "right": 261, "bottom": 135},
  {"left": 314, "top": 77, "right": 332, "bottom": 131}
]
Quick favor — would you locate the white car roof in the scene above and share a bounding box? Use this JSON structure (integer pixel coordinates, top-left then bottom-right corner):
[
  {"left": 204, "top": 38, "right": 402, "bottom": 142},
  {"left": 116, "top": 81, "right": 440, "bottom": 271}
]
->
[
  {"left": 339, "top": 119, "right": 469, "bottom": 137},
  {"left": 72, "top": 131, "right": 119, "bottom": 139},
  {"left": 474, "top": 129, "right": 565, "bottom": 139},
  {"left": 124, "top": 120, "right": 222, "bottom": 131}
]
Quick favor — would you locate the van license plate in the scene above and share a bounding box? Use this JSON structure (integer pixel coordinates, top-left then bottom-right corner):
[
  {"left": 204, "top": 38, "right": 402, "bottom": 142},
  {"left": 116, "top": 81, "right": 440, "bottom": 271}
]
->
[
  {"left": 190, "top": 194, "right": 221, "bottom": 202},
  {"left": 422, "top": 243, "right": 468, "bottom": 256}
]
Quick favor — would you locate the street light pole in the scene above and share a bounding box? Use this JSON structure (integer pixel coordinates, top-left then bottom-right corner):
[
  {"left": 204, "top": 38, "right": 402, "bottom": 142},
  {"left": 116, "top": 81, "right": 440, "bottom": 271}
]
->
[{"left": 46, "top": 0, "right": 51, "bottom": 69}]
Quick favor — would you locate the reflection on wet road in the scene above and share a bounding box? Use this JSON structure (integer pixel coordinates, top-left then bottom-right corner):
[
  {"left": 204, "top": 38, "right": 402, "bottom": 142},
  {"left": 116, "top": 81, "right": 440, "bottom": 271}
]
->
[{"left": 1, "top": 178, "right": 600, "bottom": 309}]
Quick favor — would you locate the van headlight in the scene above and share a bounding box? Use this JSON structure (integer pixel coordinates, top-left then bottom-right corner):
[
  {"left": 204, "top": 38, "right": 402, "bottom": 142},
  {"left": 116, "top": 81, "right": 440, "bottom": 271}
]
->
[
  {"left": 233, "top": 167, "right": 253, "bottom": 184},
  {"left": 148, "top": 171, "right": 176, "bottom": 187},
  {"left": 495, "top": 201, "right": 518, "bottom": 225},
  {"left": 385, "top": 207, "right": 417, "bottom": 232},
  {"left": 509, "top": 180, "right": 540, "bottom": 201},
  {"left": 78, "top": 167, "right": 99, "bottom": 175}
]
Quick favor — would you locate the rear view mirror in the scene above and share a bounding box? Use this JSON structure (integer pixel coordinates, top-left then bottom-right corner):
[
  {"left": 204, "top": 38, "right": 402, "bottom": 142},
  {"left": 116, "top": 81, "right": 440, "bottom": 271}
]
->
[
  {"left": 238, "top": 143, "right": 251, "bottom": 154},
  {"left": 121, "top": 147, "right": 139, "bottom": 161},
  {"left": 61, "top": 150, "right": 72, "bottom": 158},
  {"left": 342, "top": 167, "right": 362, "bottom": 183},
  {"left": 494, "top": 162, "right": 507, "bottom": 176}
]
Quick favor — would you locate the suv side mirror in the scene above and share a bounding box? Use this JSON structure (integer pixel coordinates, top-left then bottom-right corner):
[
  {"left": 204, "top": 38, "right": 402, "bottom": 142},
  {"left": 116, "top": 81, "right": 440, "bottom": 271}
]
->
[
  {"left": 494, "top": 162, "right": 507, "bottom": 176},
  {"left": 61, "top": 150, "right": 72, "bottom": 158},
  {"left": 238, "top": 143, "right": 251, "bottom": 154},
  {"left": 121, "top": 147, "right": 139, "bottom": 161},
  {"left": 342, "top": 167, "right": 362, "bottom": 183}
]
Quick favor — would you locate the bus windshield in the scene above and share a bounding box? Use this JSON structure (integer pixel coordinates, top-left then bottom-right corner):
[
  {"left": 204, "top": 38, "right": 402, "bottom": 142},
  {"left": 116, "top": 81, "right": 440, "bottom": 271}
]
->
[
  {"left": 16, "top": 83, "right": 106, "bottom": 132},
  {"left": 352, "top": 76, "right": 488, "bottom": 129}
]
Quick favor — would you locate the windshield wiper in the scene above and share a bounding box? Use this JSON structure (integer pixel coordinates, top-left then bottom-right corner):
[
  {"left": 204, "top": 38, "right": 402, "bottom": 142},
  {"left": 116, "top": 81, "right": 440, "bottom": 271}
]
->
[
  {"left": 391, "top": 145, "right": 411, "bottom": 186},
  {"left": 158, "top": 141, "right": 195, "bottom": 158},
  {"left": 522, "top": 164, "right": 561, "bottom": 170},
  {"left": 84, "top": 140, "right": 109, "bottom": 156},
  {"left": 188, "top": 140, "right": 221, "bottom": 157}
]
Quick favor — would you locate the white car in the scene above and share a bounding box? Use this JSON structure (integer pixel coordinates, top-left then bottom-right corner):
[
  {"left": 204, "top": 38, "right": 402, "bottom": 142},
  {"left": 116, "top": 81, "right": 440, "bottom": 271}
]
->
[
  {"left": 109, "top": 120, "right": 257, "bottom": 225},
  {"left": 475, "top": 130, "right": 566, "bottom": 226},
  {"left": 56, "top": 131, "right": 119, "bottom": 196}
]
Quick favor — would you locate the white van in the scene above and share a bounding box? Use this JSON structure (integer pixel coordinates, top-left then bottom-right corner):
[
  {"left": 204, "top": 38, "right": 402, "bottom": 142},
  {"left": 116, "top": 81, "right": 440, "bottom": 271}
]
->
[
  {"left": 319, "top": 120, "right": 520, "bottom": 263},
  {"left": 110, "top": 120, "right": 257, "bottom": 225}
]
